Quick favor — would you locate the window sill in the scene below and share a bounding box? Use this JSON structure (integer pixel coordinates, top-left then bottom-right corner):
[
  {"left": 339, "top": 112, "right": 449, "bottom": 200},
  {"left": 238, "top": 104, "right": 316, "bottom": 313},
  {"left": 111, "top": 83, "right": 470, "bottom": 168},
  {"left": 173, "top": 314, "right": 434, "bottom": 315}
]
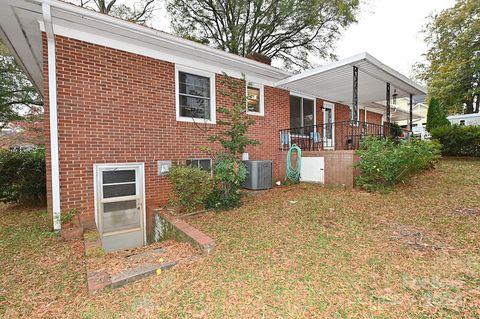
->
[
  {"left": 246, "top": 111, "right": 264, "bottom": 117},
  {"left": 176, "top": 116, "right": 216, "bottom": 125}
]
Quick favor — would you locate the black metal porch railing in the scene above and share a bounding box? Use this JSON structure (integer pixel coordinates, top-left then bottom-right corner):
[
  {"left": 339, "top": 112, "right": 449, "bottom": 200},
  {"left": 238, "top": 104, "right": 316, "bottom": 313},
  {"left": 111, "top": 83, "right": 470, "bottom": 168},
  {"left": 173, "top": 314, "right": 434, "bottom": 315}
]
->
[{"left": 279, "top": 120, "right": 388, "bottom": 151}]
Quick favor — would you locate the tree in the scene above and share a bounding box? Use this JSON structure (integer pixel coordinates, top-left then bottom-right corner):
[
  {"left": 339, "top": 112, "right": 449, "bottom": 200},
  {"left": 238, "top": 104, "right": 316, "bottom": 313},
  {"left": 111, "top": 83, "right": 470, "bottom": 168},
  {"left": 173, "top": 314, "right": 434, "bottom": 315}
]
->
[
  {"left": 0, "top": 41, "right": 43, "bottom": 128},
  {"left": 417, "top": 0, "right": 480, "bottom": 114},
  {"left": 166, "top": 0, "right": 359, "bottom": 70},
  {"left": 65, "top": 0, "right": 156, "bottom": 25},
  {"left": 426, "top": 97, "right": 450, "bottom": 132},
  {"left": 207, "top": 74, "right": 259, "bottom": 155}
]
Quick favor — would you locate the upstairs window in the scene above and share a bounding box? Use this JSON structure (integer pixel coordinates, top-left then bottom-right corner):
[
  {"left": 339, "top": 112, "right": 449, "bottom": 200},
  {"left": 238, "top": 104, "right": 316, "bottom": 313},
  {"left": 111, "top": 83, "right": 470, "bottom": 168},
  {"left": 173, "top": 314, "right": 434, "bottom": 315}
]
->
[{"left": 176, "top": 66, "right": 215, "bottom": 123}]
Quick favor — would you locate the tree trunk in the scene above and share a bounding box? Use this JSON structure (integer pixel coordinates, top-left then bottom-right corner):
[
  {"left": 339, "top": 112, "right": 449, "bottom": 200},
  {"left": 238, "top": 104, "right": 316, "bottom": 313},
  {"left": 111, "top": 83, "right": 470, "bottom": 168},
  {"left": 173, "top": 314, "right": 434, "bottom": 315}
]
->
[
  {"left": 475, "top": 94, "right": 479, "bottom": 113},
  {"left": 465, "top": 98, "right": 474, "bottom": 114}
]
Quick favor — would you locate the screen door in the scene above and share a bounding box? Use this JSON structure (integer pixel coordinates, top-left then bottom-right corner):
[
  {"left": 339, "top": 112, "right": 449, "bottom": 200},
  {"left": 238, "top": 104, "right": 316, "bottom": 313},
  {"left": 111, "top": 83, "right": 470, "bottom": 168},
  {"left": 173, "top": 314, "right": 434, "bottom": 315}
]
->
[
  {"left": 323, "top": 103, "right": 334, "bottom": 149},
  {"left": 95, "top": 164, "right": 145, "bottom": 252}
]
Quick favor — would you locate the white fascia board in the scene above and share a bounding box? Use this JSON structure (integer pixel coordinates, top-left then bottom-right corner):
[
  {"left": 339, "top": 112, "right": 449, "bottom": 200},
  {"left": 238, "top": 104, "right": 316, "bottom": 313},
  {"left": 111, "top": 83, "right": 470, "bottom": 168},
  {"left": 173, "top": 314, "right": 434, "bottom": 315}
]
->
[
  {"left": 38, "top": 20, "right": 283, "bottom": 86},
  {"left": 362, "top": 52, "right": 426, "bottom": 95},
  {"left": 275, "top": 52, "right": 367, "bottom": 87},
  {"left": 276, "top": 52, "right": 426, "bottom": 96},
  {"left": 32, "top": 0, "right": 290, "bottom": 82}
]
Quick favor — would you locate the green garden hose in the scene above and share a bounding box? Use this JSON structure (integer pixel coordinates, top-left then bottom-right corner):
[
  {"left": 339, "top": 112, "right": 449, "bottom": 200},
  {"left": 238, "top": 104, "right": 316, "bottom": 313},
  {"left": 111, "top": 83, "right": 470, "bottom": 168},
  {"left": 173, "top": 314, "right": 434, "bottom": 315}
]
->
[{"left": 285, "top": 144, "right": 302, "bottom": 182}]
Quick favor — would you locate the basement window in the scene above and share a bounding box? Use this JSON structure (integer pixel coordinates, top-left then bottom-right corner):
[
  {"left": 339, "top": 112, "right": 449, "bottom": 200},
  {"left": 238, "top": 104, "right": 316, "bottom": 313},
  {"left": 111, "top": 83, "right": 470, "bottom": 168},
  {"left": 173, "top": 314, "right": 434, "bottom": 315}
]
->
[{"left": 186, "top": 158, "right": 212, "bottom": 172}]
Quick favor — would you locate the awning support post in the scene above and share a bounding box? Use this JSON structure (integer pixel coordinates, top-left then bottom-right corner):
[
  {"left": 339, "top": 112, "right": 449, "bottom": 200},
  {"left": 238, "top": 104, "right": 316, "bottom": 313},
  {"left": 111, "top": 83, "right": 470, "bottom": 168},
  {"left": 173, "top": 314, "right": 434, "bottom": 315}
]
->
[
  {"left": 352, "top": 66, "right": 358, "bottom": 122},
  {"left": 409, "top": 93, "right": 413, "bottom": 134},
  {"left": 386, "top": 82, "right": 391, "bottom": 133},
  {"left": 352, "top": 66, "right": 358, "bottom": 149}
]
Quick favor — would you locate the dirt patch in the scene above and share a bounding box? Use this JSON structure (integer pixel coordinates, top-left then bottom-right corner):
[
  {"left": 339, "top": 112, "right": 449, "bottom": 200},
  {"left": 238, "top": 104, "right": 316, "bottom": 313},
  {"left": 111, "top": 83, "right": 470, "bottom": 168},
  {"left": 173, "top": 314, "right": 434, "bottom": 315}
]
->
[
  {"left": 449, "top": 207, "right": 480, "bottom": 218},
  {"left": 388, "top": 224, "right": 448, "bottom": 251},
  {"left": 87, "top": 240, "right": 198, "bottom": 276}
]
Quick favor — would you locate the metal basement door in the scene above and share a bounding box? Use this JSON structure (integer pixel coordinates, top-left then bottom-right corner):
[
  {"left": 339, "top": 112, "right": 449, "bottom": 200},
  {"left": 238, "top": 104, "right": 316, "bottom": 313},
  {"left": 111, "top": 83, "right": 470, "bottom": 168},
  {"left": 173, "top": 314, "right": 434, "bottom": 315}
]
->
[{"left": 95, "top": 163, "right": 145, "bottom": 252}]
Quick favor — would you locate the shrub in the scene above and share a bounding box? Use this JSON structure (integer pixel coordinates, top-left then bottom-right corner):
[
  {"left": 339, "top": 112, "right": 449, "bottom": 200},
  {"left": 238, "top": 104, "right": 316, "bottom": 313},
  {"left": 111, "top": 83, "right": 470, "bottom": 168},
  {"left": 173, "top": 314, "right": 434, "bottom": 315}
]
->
[
  {"left": 355, "top": 137, "right": 441, "bottom": 192},
  {"left": 426, "top": 97, "right": 450, "bottom": 131},
  {"left": 168, "top": 165, "right": 213, "bottom": 213},
  {"left": 206, "top": 153, "right": 248, "bottom": 211},
  {"left": 431, "top": 125, "right": 480, "bottom": 157},
  {"left": 0, "top": 148, "right": 46, "bottom": 203}
]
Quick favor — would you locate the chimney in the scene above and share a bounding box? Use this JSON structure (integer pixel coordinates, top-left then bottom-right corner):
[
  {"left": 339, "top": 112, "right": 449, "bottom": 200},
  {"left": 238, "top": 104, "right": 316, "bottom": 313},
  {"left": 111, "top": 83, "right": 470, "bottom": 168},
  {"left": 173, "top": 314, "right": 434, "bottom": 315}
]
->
[{"left": 246, "top": 52, "right": 272, "bottom": 65}]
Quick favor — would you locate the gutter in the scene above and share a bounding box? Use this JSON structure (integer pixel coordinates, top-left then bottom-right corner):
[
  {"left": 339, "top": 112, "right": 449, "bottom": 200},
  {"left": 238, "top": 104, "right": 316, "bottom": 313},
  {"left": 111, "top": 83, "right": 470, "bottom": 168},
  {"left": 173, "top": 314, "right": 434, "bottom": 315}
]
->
[{"left": 42, "top": 3, "right": 61, "bottom": 231}]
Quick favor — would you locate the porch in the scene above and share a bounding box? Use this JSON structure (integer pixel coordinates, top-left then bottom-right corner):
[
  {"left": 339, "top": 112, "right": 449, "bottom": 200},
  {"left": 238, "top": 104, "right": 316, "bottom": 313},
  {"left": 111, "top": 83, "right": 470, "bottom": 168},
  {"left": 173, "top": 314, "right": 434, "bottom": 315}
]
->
[
  {"left": 276, "top": 52, "right": 426, "bottom": 152},
  {"left": 279, "top": 120, "right": 387, "bottom": 151}
]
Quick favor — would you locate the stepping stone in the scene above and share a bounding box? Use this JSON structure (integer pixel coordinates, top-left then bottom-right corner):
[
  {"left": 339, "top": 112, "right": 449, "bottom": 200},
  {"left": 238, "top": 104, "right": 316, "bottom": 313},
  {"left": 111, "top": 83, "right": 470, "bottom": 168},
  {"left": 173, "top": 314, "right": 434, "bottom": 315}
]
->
[
  {"left": 110, "top": 261, "right": 177, "bottom": 288},
  {"left": 125, "top": 248, "right": 166, "bottom": 261}
]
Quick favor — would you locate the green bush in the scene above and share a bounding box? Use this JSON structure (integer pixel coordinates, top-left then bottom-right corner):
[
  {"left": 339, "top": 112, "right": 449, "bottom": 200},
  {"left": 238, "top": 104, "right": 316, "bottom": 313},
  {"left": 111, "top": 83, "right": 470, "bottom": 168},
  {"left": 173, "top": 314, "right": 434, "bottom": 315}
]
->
[
  {"left": 168, "top": 165, "right": 213, "bottom": 213},
  {"left": 0, "top": 148, "right": 46, "bottom": 203},
  {"left": 431, "top": 125, "right": 480, "bottom": 157},
  {"left": 355, "top": 138, "right": 441, "bottom": 192},
  {"left": 206, "top": 153, "right": 248, "bottom": 211}
]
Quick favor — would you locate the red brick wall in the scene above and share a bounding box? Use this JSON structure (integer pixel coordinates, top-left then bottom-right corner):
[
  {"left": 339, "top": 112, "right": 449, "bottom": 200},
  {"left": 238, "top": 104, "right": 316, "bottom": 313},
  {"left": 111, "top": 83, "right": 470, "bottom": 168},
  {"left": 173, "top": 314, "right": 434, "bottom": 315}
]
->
[{"left": 43, "top": 34, "right": 290, "bottom": 234}]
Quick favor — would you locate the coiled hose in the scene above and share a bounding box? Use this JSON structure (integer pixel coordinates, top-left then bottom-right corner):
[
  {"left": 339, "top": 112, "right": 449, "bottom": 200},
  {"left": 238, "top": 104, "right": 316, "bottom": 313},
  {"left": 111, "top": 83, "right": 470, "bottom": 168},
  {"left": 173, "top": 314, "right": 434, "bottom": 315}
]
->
[{"left": 285, "top": 144, "right": 302, "bottom": 182}]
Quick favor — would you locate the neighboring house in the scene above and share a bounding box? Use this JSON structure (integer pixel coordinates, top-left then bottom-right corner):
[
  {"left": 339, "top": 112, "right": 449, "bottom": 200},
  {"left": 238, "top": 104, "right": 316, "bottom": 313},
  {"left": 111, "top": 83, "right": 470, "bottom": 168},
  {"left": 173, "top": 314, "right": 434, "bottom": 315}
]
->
[
  {"left": 395, "top": 96, "right": 428, "bottom": 129},
  {"left": 447, "top": 113, "right": 480, "bottom": 126},
  {"left": 0, "top": 0, "right": 426, "bottom": 251}
]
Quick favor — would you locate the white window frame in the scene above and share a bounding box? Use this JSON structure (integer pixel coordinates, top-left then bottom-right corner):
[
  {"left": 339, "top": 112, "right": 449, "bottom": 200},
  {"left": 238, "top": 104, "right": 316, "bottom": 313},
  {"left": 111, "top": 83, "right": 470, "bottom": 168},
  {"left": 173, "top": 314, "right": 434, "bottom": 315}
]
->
[
  {"left": 93, "top": 162, "right": 146, "bottom": 245},
  {"left": 175, "top": 65, "right": 216, "bottom": 124},
  {"left": 246, "top": 83, "right": 264, "bottom": 116}
]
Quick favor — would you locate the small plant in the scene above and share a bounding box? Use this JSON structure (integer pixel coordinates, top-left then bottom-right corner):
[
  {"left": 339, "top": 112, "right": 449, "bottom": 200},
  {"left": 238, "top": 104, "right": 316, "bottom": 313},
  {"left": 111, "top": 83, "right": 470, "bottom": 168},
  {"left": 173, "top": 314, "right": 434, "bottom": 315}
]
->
[
  {"left": 355, "top": 137, "right": 441, "bottom": 192},
  {"left": 206, "top": 153, "right": 248, "bottom": 211},
  {"left": 60, "top": 208, "right": 77, "bottom": 226},
  {"left": 168, "top": 165, "right": 213, "bottom": 213}
]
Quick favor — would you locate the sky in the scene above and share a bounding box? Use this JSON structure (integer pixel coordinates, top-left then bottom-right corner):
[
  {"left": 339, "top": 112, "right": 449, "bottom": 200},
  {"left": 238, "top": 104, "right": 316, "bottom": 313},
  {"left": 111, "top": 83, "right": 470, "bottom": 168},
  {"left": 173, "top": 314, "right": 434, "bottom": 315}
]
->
[{"left": 152, "top": 0, "right": 456, "bottom": 78}]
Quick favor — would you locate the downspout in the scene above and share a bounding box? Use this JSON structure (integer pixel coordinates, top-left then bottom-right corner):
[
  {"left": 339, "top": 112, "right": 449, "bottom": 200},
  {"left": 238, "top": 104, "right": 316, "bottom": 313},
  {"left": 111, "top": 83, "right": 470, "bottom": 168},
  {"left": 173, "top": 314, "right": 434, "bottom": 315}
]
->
[{"left": 42, "top": 3, "right": 61, "bottom": 231}]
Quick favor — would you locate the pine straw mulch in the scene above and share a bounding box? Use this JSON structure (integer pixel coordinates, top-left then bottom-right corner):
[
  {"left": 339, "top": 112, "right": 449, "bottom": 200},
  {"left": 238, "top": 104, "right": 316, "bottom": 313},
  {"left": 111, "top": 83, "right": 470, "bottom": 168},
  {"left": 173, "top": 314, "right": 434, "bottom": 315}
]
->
[
  {"left": 1, "top": 159, "right": 480, "bottom": 318},
  {"left": 87, "top": 240, "right": 198, "bottom": 276}
]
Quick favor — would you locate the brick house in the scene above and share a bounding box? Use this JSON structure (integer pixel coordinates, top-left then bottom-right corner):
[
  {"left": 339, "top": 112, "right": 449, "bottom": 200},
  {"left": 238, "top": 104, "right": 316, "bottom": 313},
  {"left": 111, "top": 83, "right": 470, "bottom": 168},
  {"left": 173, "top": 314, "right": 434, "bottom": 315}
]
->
[{"left": 0, "top": 0, "right": 425, "bottom": 251}]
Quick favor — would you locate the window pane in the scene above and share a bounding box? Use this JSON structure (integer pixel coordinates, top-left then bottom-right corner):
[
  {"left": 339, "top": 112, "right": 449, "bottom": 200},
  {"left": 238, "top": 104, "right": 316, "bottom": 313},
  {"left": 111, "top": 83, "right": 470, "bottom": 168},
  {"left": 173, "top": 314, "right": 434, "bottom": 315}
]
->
[
  {"left": 102, "top": 170, "right": 135, "bottom": 184},
  {"left": 103, "top": 200, "right": 139, "bottom": 233},
  {"left": 199, "top": 159, "right": 211, "bottom": 172},
  {"left": 247, "top": 87, "right": 260, "bottom": 113},
  {"left": 303, "top": 98, "right": 314, "bottom": 127},
  {"left": 179, "top": 72, "right": 210, "bottom": 98},
  {"left": 179, "top": 95, "right": 210, "bottom": 120},
  {"left": 103, "top": 183, "right": 136, "bottom": 198},
  {"left": 290, "top": 96, "right": 302, "bottom": 128}
]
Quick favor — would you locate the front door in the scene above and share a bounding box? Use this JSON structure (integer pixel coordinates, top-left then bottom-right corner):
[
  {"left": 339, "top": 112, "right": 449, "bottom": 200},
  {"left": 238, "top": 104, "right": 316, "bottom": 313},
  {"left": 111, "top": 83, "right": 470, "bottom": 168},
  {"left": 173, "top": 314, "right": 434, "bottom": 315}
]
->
[{"left": 95, "top": 163, "right": 145, "bottom": 252}]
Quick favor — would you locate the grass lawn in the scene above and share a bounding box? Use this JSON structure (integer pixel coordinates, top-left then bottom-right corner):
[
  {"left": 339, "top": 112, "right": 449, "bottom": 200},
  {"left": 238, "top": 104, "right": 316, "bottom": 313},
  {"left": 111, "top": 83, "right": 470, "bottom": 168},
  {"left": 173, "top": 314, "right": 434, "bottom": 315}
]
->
[{"left": 1, "top": 159, "right": 480, "bottom": 318}]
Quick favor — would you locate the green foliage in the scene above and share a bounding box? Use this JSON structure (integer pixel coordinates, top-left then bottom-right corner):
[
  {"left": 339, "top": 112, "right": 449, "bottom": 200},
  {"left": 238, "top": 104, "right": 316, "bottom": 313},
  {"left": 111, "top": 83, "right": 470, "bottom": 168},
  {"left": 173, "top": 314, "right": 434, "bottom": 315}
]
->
[
  {"left": 426, "top": 97, "right": 450, "bottom": 131},
  {"left": 167, "top": 0, "right": 359, "bottom": 70},
  {"left": 168, "top": 165, "right": 213, "bottom": 213},
  {"left": 389, "top": 122, "right": 403, "bottom": 139},
  {"left": 355, "top": 138, "right": 441, "bottom": 192},
  {"left": 416, "top": 0, "right": 479, "bottom": 114},
  {"left": 206, "top": 153, "right": 248, "bottom": 211},
  {"left": 208, "top": 74, "right": 259, "bottom": 155},
  {"left": 0, "top": 40, "right": 43, "bottom": 128},
  {"left": 60, "top": 208, "right": 77, "bottom": 225},
  {"left": 431, "top": 125, "right": 480, "bottom": 157},
  {"left": 66, "top": 0, "right": 156, "bottom": 25},
  {"left": 0, "top": 148, "right": 46, "bottom": 203}
]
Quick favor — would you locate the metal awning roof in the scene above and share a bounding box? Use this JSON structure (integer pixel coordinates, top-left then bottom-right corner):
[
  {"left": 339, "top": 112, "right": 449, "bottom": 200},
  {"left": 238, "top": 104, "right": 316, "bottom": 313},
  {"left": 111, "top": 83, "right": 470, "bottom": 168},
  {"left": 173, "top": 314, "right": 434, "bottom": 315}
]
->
[{"left": 275, "top": 52, "right": 426, "bottom": 106}]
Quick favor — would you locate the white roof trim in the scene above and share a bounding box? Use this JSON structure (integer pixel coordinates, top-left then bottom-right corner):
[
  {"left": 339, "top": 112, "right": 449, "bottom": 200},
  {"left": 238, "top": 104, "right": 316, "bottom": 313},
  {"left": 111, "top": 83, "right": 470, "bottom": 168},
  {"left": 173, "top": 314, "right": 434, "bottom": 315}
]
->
[{"left": 275, "top": 52, "right": 426, "bottom": 105}]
